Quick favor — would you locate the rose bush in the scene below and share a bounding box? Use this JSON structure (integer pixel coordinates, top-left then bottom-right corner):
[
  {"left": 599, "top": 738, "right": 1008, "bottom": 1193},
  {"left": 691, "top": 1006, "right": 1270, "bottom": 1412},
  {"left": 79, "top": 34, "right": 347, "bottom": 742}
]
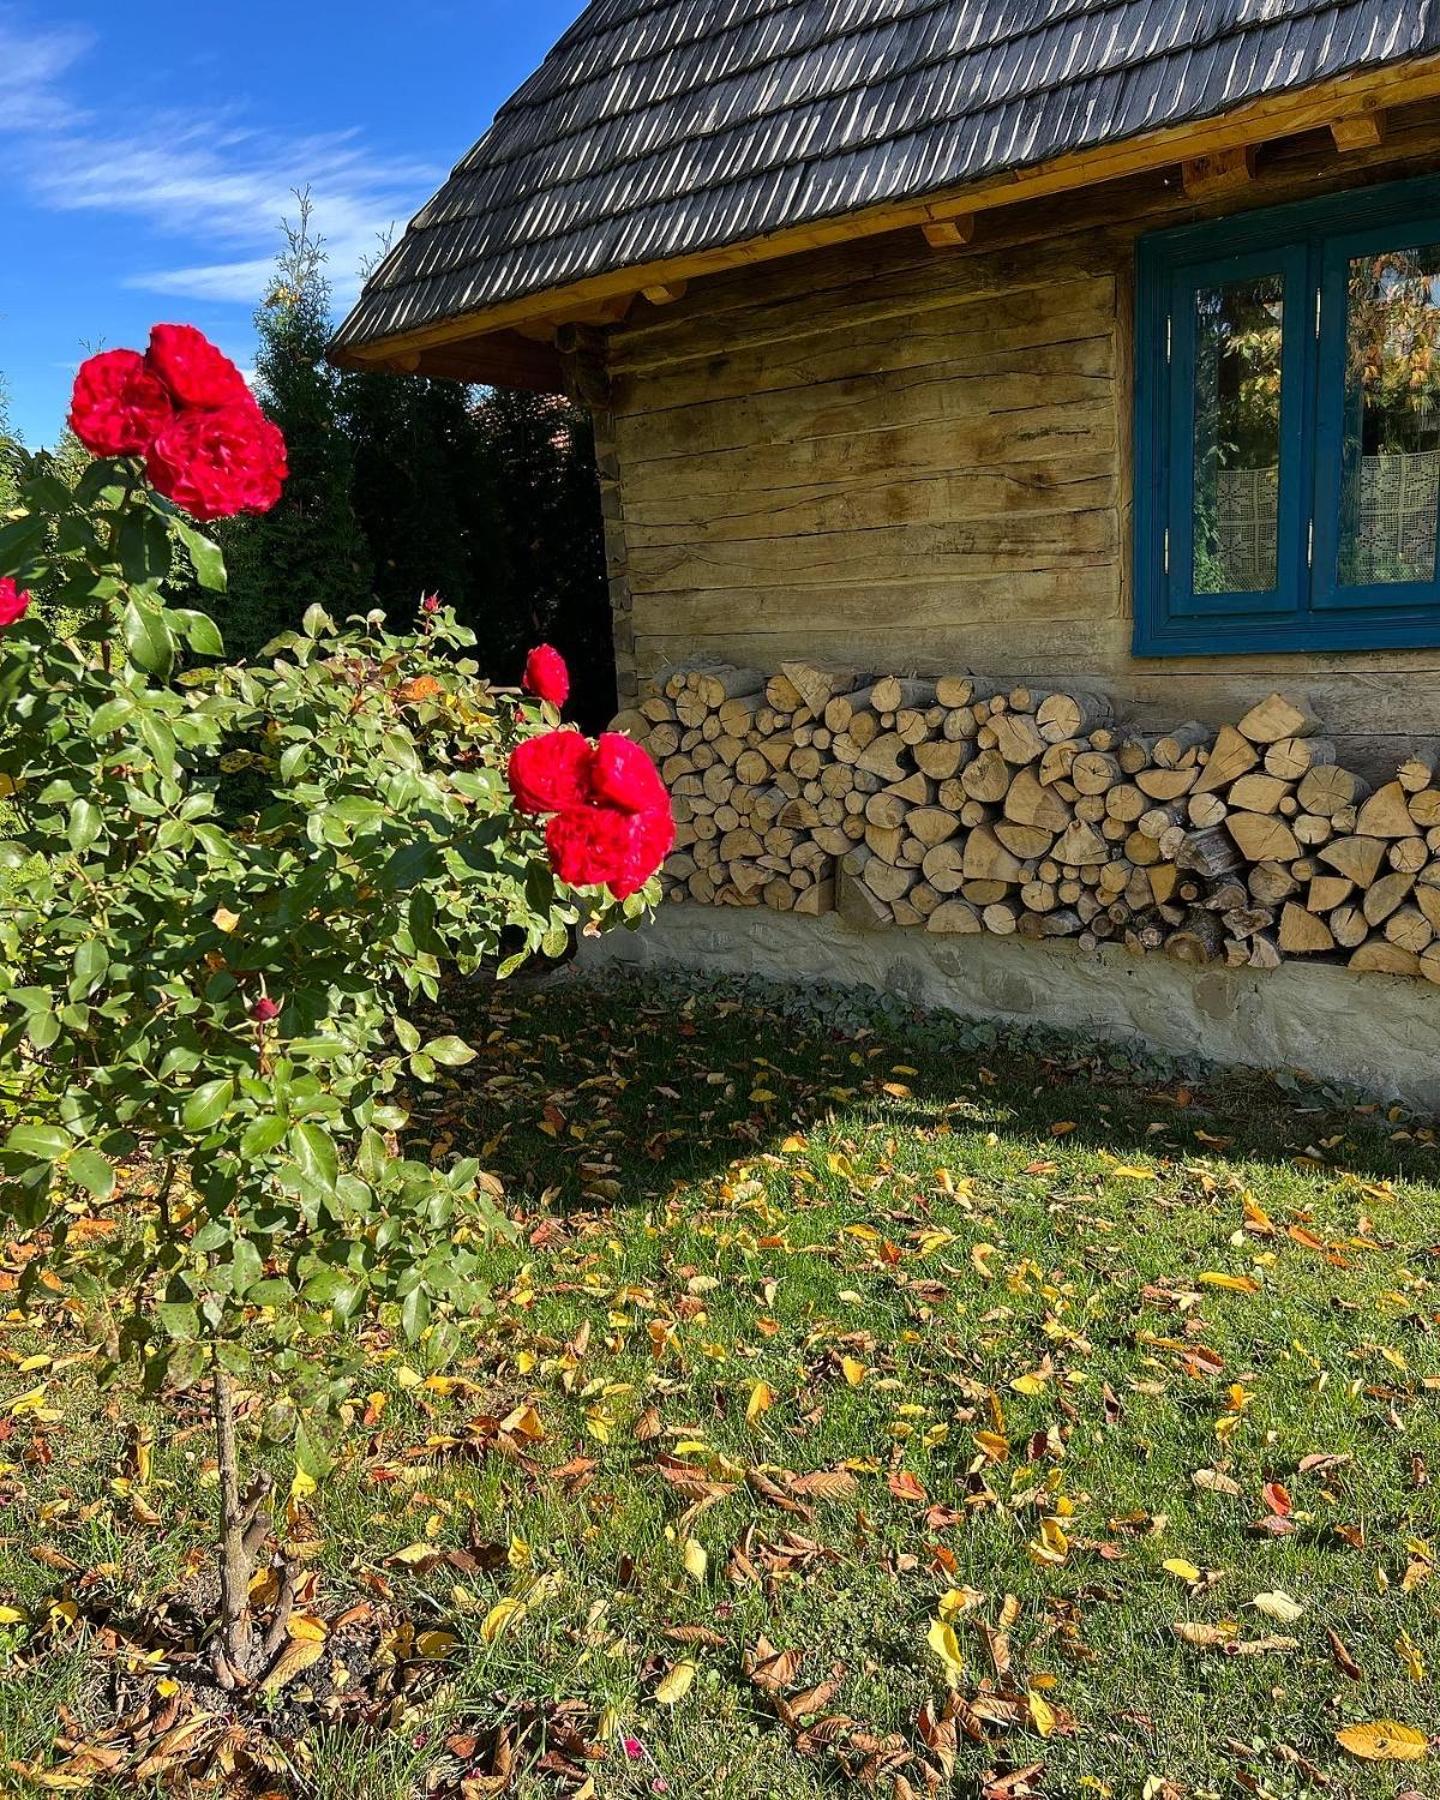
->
[{"left": 0, "top": 325, "right": 669, "bottom": 1685}]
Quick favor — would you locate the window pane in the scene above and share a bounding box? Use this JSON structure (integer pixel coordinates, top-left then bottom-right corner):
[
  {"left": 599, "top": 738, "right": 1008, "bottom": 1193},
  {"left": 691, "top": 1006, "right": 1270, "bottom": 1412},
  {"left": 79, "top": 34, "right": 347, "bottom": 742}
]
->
[
  {"left": 1339, "top": 246, "right": 1440, "bottom": 587},
  {"left": 1193, "top": 275, "right": 1284, "bottom": 594}
]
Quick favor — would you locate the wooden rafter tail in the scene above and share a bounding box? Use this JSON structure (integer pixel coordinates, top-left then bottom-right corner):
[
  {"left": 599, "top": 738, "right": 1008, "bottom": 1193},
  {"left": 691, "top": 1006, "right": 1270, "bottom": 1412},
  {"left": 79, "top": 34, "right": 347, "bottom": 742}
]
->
[
  {"left": 1182, "top": 144, "right": 1257, "bottom": 198},
  {"left": 921, "top": 215, "right": 975, "bottom": 248},
  {"left": 1331, "top": 110, "right": 1387, "bottom": 152},
  {"left": 641, "top": 280, "right": 688, "bottom": 305}
]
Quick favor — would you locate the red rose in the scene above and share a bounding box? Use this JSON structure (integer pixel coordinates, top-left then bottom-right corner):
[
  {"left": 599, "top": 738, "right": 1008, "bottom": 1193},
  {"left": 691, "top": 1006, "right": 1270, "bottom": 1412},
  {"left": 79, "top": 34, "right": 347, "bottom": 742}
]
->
[
  {"left": 591, "top": 732, "right": 669, "bottom": 814},
  {"left": 251, "top": 996, "right": 281, "bottom": 1023},
  {"left": 544, "top": 805, "right": 634, "bottom": 889},
  {"left": 544, "top": 801, "right": 673, "bottom": 896},
  {"left": 614, "top": 804, "right": 675, "bottom": 897},
  {"left": 146, "top": 402, "right": 288, "bottom": 522},
  {"left": 145, "top": 323, "right": 251, "bottom": 410},
  {"left": 421, "top": 593, "right": 441, "bottom": 615},
  {"left": 69, "top": 349, "right": 174, "bottom": 457},
  {"left": 506, "top": 731, "right": 594, "bottom": 814},
  {"left": 0, "top": 577, "right": 32, "bottom": 628},
  {"left": 522, "top": 644, "right": 569, "bottom": 708}
]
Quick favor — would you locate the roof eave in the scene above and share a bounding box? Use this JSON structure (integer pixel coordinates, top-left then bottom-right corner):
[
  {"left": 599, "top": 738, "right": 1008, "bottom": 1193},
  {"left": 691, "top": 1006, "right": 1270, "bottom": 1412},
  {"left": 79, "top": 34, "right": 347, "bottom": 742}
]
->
[{"left": 327, "top": 49, "right": 1440, "bottom": 389}]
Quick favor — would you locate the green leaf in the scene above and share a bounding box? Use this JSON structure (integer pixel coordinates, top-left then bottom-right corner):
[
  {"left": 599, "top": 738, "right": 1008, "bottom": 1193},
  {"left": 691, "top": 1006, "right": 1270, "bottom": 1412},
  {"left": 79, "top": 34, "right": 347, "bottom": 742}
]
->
[
  {"left": 155, "top": 1302, "right": 201, "bottom": 1341},
  {"left": 229, "top": 1236, "right": 265, "bottom": 1297},
  {"left": 295, "top": 1416, "right": 333, "bottom": 1482},
  {"left": 67, "top": 1148, "right": 115, "bottom": 1201},
  {"left": 401, "top": 1285, "right": 431, "bottom": 1341},
  {"left": 4, "top": 1123, "right": 72, "bottom": 1162},
  {"left": 289, "top": 1122, "right": 338, "bottom": 1194},
  {"left": 424, "top": 1035, "right": 476, "bottom": 1068},
  {"left": 122, "top": 599, "right": 174, "bottom": 678},
  {"left": 182, "top": 1078, "right": 235, "bottom": 1133},
  {"left": 241, "top": 1115, "right": 288, "bottom": 1158},
  {"left": 68, "top": 798, "right": 101, "bottom": 853},
  {"left": 172, "top": 523, "right": 228, "bottom": 593},
  {"left": 0, "top": 511, "right": 48, "bottom": 574},
  {"left": 138, "top": 714, "right": 177, "bottom": 780},
  {"left": 117, "top": 507, "right": 173, "bottom": 586},
  {"left": 72, "top": 939, "right": 109, "bottom": 997}
]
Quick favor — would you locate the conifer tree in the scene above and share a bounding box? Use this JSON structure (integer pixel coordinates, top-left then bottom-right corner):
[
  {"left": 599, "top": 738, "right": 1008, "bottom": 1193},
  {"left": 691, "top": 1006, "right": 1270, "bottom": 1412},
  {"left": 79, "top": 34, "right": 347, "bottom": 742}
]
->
[{"left": 221, "top": 195, "right": 372, "bottom": 656}]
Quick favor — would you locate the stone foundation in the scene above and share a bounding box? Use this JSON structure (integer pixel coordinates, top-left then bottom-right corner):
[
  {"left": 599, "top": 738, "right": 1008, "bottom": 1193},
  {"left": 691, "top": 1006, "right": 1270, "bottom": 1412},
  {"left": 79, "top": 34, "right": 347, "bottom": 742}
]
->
[{"left": 582, "top": 903, "right": 1440, "bottom": 1110}]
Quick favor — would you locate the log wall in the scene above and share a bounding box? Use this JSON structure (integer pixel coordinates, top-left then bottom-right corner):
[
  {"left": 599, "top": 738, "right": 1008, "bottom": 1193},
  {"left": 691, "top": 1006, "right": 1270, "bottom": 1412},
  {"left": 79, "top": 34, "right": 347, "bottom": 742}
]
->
[{"left": 594, "top": 102, "right": 1440, "bottom": 779}]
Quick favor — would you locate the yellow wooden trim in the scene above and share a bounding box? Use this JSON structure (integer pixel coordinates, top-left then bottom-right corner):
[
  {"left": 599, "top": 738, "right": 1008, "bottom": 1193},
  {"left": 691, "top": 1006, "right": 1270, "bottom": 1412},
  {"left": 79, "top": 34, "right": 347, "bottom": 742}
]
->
[
  {"left": 641, "top": 279, "right": 689, "bottom": 304},
  {"left": 333, "top": 53, "right": 1440, "bottom": 368}
]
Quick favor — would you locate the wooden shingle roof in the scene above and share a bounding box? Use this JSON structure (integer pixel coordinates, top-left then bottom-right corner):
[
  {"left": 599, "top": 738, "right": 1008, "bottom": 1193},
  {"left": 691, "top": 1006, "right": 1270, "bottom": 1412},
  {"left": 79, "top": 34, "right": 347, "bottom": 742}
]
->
[{"left": 332, "top": 0, "right": 1440, "bottom": 364}]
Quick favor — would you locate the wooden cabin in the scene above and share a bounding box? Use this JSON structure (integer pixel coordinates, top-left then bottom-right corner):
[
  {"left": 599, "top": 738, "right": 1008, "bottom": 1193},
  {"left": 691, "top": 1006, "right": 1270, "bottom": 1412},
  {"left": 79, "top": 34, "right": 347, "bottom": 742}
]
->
[{"left": 333, "top": 2, "right": 1440, "bottom": 1101}]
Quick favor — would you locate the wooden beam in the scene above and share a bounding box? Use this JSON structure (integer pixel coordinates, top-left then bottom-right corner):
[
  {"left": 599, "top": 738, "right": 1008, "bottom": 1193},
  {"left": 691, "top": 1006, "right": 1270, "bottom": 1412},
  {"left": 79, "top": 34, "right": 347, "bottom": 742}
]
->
[
  {"left": 1332, "top": 110, "right": 1386, "bottom": 152},
  {"left": 921, "top": 215, "right": 975, "bottom": 248},
  {"left": 1182, "top": 145, "right": 1256, "bottom": 198},
  {"left": 332, "top": 52, "right": 1440, "bottom": 371},
  {"left": 641, "top": 279, "right": 688, "bottom": 304}
]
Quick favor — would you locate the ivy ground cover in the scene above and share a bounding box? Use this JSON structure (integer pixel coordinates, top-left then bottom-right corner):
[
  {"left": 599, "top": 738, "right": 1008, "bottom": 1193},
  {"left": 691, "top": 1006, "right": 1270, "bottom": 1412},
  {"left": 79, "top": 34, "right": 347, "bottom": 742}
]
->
[{"left": 1, "top": 974, "right": 1437, "bottom": 1798}]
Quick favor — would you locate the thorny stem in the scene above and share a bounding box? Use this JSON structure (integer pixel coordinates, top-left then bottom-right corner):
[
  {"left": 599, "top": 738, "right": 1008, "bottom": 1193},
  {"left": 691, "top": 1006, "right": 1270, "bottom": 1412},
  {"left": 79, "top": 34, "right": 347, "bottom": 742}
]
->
[{"left": 212, "top": 1359, "right": 264, "bottom": 1686}]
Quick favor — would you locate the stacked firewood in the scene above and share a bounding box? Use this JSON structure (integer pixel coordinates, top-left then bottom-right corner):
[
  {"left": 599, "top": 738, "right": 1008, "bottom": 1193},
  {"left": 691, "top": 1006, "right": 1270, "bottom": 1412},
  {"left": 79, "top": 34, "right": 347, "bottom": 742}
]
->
[{"left": 611, "top": 666, "right": 1440, "bottom": 983}]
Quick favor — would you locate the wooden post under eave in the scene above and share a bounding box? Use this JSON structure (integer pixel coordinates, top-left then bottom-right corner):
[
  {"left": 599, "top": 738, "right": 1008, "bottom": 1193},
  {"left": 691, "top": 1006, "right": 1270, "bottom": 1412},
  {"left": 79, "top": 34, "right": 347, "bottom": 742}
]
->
[
  {"left": 1182, "top": 145, "right": 1257, "bottom": 197},
  {"left": 922, "top": 215, "right": 976, "bottom": 248},
  {"left": 1331, "top": 110, "right": 1386, "bottom": 152}
]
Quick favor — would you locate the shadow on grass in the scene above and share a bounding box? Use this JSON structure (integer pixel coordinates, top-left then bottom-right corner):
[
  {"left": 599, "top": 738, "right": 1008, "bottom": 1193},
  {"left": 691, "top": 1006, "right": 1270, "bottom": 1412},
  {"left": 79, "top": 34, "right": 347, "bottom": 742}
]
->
[{"left": 422, "top": 965, "right": 1439, "bottom": 1212}]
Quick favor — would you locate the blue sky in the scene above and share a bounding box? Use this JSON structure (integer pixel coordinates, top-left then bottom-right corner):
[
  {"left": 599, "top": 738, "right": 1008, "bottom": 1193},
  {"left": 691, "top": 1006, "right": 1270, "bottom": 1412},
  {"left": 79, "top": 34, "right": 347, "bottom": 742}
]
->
[{"left": 1, "top": 0, "right": 580, "bottom": 446}]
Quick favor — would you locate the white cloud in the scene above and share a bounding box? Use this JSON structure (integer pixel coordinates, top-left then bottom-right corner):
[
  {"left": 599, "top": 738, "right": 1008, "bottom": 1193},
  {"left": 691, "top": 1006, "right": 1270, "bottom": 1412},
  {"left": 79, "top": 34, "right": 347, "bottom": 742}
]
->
[
  {"left": 0, "top": 11, "right": 90, "bottom": 131},
  {"left": 0, "top": 8, "right": 438, "bottom": 307}
]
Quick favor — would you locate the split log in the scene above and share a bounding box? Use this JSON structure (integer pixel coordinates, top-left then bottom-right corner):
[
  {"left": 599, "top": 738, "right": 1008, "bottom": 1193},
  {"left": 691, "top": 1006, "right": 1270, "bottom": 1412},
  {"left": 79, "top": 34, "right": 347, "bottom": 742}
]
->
[
  {"left": 1278, "top": 903, "right": 1335, "bottom": 955},
  {"left": 1226, "top": 813, "right": 1300, "bottom": 864},
  {"left": 1356, "top": 781, "right": 1421, "bottom": 839},
  {"left": 1237, "top": 692, "right": 1320, "bottom": 744},
  {"left": 1035, "top": 691, "right": 1111, "bottom": 743}
]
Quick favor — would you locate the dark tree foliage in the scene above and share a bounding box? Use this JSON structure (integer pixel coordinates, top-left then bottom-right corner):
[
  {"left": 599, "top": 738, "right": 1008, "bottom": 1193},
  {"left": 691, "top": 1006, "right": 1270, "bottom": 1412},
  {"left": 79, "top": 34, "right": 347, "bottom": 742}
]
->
[
  {"left": 194, "top": 199, "right": 612, "bottom": 723},
  {"left": 219, "top": 203, "right": 374, "bottom": 659},
  {"left": 469, "top": 387, "right": 613, "bottom": 729}
]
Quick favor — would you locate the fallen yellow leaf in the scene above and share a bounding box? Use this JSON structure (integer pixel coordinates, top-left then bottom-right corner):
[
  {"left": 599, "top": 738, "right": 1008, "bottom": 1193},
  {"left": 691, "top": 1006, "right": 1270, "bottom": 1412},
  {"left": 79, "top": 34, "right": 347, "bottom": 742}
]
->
[
  {"left": 746, "top": 1380, "right": 775, "bottom": 1425},
  {"left": 480, "top": 1596, "right": 528, "bottom": 1645},
  {"left": 926, "top": 1615, "right": 965, "bottom": 1685},
  {"left": 1335, "top": 1720, "right": 1427, "bottom": 1762},
  {"left": 1163, "top": 1558, "right": 1201, "bottom": 1583},
  {"left": 654, "top": 1659, "right": 697, "bottom": 1704}
]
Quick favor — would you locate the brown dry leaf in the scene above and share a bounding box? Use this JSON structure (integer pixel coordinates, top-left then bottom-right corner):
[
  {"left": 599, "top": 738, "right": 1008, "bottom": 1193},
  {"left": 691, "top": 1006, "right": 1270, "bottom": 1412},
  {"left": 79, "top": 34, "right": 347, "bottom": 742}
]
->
[
  {"left": 745, "top": 1637, "right": 804, "bottom": 1692},
  {"left": 1173, "top": 1621, "right": 1236, "bottom": 1649},
  {"left": 1335, "top": 1721, "right": 1428, "bottom": 1762},
  {"left": 133, "top": 1713, "right": 222, "bottom": 1780},
  {"left": 1327, "top": 1627, "right": 1364, "bottom": 1680},
  {"left": 788, "top": 1468, "right": 859, "bottom": 1502},
  {"left": 886, "top": 1469, "right": 928, "bottom": 1504}
]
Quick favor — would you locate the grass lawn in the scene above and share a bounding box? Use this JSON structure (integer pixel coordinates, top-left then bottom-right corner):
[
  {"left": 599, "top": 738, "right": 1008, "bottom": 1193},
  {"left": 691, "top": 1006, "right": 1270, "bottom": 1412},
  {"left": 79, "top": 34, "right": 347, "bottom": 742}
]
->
[{"left": 1, "top": 970, "right": 1437, "bottom": 1798}]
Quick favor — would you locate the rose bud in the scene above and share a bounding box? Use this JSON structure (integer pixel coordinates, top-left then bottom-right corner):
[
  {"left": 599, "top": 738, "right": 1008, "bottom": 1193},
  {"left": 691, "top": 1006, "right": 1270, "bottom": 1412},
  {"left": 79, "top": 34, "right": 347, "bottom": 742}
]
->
[
  {"left": 251, "top": 996, "right": 281, "bottom": 1023},
  {"left": 522, "top": 644, "right": 569, "bottom": 708}
]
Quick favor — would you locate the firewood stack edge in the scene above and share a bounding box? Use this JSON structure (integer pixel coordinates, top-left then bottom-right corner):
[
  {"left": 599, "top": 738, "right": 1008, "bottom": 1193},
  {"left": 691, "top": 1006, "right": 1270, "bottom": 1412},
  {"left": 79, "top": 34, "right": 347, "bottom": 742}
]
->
[{"left": 611, "top": 665, "right": 1440, "bottom": 984}]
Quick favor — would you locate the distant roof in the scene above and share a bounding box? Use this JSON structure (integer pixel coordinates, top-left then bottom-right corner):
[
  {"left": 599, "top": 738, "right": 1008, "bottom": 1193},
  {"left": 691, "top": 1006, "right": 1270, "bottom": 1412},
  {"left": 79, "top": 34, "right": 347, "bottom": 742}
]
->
[{"left": 332, "top": 0, "right": 1440, "bottom": 360}]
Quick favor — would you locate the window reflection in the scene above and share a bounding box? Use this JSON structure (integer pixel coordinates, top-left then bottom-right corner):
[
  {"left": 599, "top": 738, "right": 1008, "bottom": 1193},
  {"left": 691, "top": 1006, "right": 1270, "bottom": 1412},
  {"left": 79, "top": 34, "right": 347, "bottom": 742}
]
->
[
  {"left": 1193, "top": 275, "right": 1284, "bottom": 594},
  {"left": 1340, "top": 247, "right": 1440, "bottom": 587}
]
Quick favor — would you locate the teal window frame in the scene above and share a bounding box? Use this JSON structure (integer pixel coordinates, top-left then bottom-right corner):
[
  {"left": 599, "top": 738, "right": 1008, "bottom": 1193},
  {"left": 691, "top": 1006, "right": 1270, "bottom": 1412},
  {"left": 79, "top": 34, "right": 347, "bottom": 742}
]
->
[{"left": 1134, "top": 173, "right": 1440, "bottom": 657}]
